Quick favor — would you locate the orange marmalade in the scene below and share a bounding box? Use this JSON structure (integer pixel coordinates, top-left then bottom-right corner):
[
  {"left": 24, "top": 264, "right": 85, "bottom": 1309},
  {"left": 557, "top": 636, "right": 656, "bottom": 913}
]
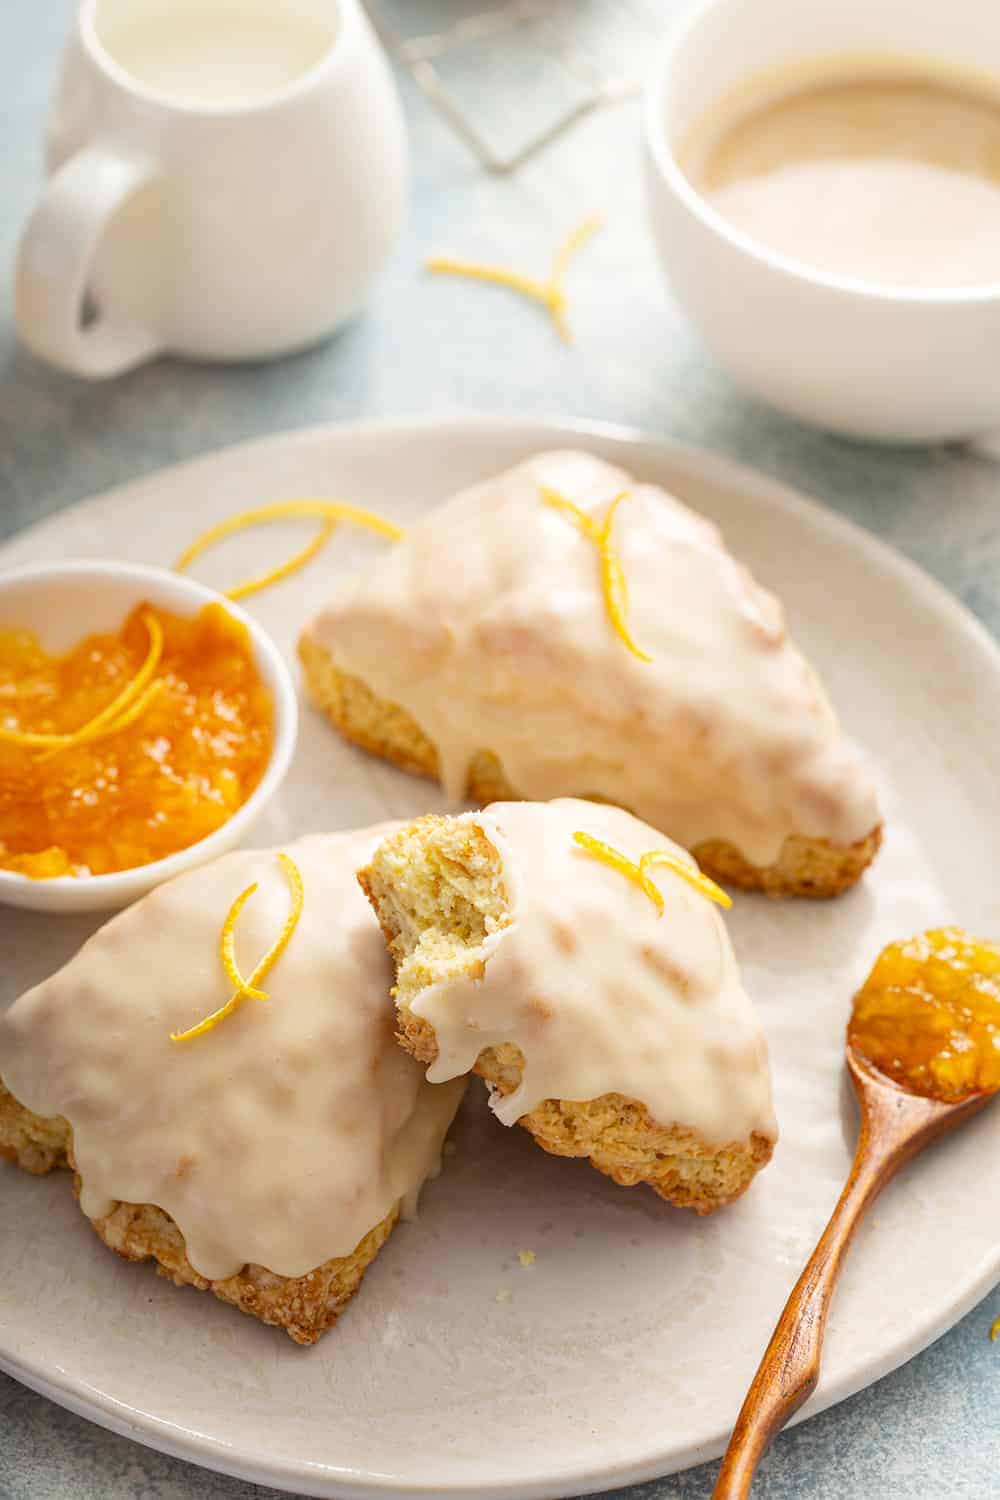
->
[
  {"left": 0, "top": 602, "right": 273, "bottom": 878},
  {"left": 849, "top": 927, "right": 1000, "bottom": 1102}
]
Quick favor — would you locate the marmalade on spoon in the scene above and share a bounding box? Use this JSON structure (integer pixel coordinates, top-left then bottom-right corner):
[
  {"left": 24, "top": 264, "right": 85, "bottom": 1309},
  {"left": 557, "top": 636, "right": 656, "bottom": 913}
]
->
[
  {"left": 0, "top": 602, "right": 272, "bottom": 878},
  {"left": 849, "top": 927, "right": 1000, "bottom": 1102}
]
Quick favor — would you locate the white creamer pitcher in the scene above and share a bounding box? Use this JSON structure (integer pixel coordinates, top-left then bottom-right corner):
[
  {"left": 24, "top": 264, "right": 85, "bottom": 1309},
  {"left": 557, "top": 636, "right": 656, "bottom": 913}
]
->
[{"left": 15, "top": 0, "right": 407, "bottom": 377}]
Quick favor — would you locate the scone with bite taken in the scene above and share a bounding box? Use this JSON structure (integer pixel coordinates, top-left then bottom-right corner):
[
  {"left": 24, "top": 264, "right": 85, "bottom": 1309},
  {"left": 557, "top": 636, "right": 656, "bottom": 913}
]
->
[
  {"left": 0, "top": 829, "right": 464, "bottom": 1345},
  {"left": 359, "top": 798, "right": 777, "bottom": 1213},
  {"left": 301, "top": 449, "right": 881, "bottom": 898}
]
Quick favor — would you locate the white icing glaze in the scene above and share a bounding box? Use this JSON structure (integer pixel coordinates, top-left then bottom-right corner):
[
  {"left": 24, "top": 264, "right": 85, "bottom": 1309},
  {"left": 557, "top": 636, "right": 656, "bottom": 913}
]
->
[
  {"left": 0, "top": 829, "right": 465, "bottom": 1281},
  {"left": 413, "top": 799, "right": 778, "bottom": 1149},
  {"left": 306, "top": 450, "right": 879, "bottom": 866}
]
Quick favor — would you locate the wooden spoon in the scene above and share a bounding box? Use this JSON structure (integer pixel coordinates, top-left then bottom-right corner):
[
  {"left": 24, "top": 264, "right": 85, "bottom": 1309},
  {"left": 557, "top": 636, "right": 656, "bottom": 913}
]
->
[{"left": 712, "top": 1047, "right": 994, "bottom": 1499}]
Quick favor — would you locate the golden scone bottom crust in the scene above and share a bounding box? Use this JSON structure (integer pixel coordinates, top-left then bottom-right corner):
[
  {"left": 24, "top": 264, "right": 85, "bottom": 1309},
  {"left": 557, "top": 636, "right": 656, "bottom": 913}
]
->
[{"left": 360, "top": 800, "right": 777, "bottom": 1214}]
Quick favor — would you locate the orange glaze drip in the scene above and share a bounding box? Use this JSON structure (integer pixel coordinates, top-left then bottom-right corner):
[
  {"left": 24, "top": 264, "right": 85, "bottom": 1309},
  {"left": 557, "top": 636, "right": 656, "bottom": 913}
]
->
[
  {"left": 849, "top": 927, "right": 1000, "bottom": 1102},
  {"left": 0, "top": 602, "right": 273, "bottom": 878}
]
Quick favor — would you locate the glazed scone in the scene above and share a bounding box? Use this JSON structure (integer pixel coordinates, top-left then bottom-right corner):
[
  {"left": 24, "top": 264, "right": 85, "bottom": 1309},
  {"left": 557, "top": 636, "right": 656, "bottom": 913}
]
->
[
  {"left": 359, "top": 799, "right": 778, "bottom": 1213},
  {"left": 0, "top": 1082, "right": 401, "bottom": 1346},
  {"left": 0, "top": 829, "right": 464, "bottom": 1344},
  {"left": 300, "top": 450, "right": 881, "bottom": 898}
]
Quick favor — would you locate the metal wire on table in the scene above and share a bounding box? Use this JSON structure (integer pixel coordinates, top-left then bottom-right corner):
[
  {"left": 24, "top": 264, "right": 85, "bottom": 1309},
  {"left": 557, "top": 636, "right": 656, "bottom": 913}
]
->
[{"left": 365, "top": 0, "right": 664, "bottom": 173}]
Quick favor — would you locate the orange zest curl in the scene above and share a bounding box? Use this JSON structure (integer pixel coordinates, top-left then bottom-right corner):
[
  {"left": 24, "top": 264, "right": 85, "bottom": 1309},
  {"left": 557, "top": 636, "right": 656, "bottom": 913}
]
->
[
  {"left": 170, "top": 852, "right": 304, "bottom": 1043},
  {"left": 548, "top": 216, "right": 603, "bottom": 341},
  {"left": 224, "top": 517, "right": 338, "bottom": 602},
  {"left": 541, "top": 486, "right": 604, "bottom": 544},
  {"left": 219, "top": 881, "right": 270, "bottom": 1001},
  {"left": 0, "top": 611, "right": 164, "bottom": 754},
  {"left": 991, "top": 1316, "right": 1000, "bottom": 1342},
  {"left": 427, "top": 214, "right": 602, "bottom": 344},
  {"left": 425, "top": 259, "right": 554, "bottom": 314},
  {"left": 573, "top": 831, "right": 652, "bottom": 906},
  {"left": 174, "top": 500, "right": 404, "bottom": 602},
  {"left": 598, "top": 491, "right": 653, "bottom": 665},
  {"left": 37, "top": 680, "right": 165, "bottom": 763},
  {"left": 638, "top": 849, "right": 732, "bottom": 912},
  {"left": 542, "top": 486, "right": 653, "bottom": 662},
  {"left": 572, "top": 831, "right": 731, "bottom": 917}
]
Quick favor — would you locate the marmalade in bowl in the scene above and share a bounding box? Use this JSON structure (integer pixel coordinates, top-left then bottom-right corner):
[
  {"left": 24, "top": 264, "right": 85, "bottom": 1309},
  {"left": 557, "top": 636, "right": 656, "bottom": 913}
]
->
[
  {"left": 849, "top": 927, "right": 1000, "bottom": 1102},
  {"left": 0, "top": 602, "right": 273, "bottom": 878}
]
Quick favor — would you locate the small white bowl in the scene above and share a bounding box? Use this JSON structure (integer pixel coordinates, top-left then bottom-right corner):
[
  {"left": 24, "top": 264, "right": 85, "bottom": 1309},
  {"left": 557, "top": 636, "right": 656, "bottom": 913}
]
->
[
  {"left": 0, "top": 560, "right": 298, "bottom": 914},
  {"left": 643, "top": 0, "right": 1000, "bottom": 443}
]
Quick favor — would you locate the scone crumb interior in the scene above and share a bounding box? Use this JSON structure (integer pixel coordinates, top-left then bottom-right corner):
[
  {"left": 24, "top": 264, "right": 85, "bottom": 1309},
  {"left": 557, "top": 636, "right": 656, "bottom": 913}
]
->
[{"left": 360, "top": 815, "right": 509, "bottom": 1025}]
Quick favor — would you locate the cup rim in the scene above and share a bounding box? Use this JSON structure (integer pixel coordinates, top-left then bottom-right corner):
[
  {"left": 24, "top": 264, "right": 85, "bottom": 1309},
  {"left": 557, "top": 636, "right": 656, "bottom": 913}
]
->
[
  {"left": 0, "top": 559, "right": 298, "bottom": 912},
  {"left": 643, "top": 0, "right": 1000, "bottom": 306},
  {"left": 78, "top": 0, "right": 358, "bottom": 118}
]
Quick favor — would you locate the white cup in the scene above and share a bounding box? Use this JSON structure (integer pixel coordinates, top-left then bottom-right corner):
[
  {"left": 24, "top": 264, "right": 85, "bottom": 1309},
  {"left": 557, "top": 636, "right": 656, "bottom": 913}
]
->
[
  {"left": 643, "top": 0, "right": 1000, "bottom": 444},
  {"left": 15, "top": 0, "right": 407, "bottom": 378}
]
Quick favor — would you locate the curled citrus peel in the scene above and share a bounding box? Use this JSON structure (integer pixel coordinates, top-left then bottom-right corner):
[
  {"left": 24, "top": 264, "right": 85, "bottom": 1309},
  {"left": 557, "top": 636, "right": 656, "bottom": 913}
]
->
[
  {"left": 572, "top": 831, "right": 731, "bottom": 917},
  {"left": 219, "top": 881, "right": 270, "bottom": 1001},
  {"left": 427, "top": 214, "right": 602, "bottom": 344},
  {"left": 542, "top": 486, "right": 653, "bottom": 662},
  {"left": 548, "top": 216, "right": 602, "bottom": 340},
  {"left": 0, "top": 611, "right": 164, "bottom": 754},
  {"left": 38, "top": 680, "right": 166, "bottom": 764},
  {"left": 174, "top": 500, "right": 404, "bottom": 602},
  {"left": 992, "top": 1316, "right": 1000, "bottom": 1342},
  {"left": 572, "top": 832, "right": 648, "bottom": 904},
  {"left": 638, "top": 849, "right": 732, "bottom": 912},
  {"left": 224, "top": 517, "right": 338, "bottom": 602},
  {"left": 170, "top": 851, "right": 304, "bottom": 1043}
]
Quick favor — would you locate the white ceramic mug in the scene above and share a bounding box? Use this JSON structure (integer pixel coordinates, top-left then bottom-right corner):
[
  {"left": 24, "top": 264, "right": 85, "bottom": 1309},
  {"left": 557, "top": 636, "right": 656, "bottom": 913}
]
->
[
  {"left": 644, "top": 0, "right": 1000, "bottom": 444},
  {"left": 15, "top": 0, "right": 407, "bottom": 378}
]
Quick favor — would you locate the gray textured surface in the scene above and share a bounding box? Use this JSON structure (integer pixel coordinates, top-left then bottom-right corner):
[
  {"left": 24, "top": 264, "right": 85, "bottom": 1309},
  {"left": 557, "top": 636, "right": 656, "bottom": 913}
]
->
[{"left": 0, "top": 3, "right": 998, "bottom": 1498}]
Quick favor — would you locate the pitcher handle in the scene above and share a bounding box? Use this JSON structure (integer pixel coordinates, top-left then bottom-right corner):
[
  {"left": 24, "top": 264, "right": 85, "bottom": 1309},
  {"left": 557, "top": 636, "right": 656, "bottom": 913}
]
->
[{"left": 15, "top": 142, "right": 164, "bottom": 379}]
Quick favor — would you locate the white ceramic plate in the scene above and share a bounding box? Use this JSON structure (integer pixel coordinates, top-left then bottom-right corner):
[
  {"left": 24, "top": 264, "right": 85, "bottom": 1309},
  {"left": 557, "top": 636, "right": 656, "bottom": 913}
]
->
[{"left": 1, "top": 418, "right": 998, "bottom": 1500}]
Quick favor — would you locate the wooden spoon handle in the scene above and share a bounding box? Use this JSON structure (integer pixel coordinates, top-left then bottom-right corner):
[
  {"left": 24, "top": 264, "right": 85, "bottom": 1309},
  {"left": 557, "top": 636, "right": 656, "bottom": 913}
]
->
[
  {"left": 713, "top": 1073, "right": 989, "bottom": 1499},
  {"left": 711, "top": 1107, "right": 898, "bottom": 1499}
]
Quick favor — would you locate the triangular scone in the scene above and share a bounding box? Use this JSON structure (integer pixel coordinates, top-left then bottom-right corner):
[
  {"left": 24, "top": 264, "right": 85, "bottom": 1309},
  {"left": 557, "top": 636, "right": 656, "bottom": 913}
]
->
[
  {"left": 0, "top": 829, "right": 464, "bottom": 1345},
  {"left": 301, "top": 450, "right": 881, "bottom": 897},
  {"left": 359, "top": 799, "right": 778, "bottom": 1213}
]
